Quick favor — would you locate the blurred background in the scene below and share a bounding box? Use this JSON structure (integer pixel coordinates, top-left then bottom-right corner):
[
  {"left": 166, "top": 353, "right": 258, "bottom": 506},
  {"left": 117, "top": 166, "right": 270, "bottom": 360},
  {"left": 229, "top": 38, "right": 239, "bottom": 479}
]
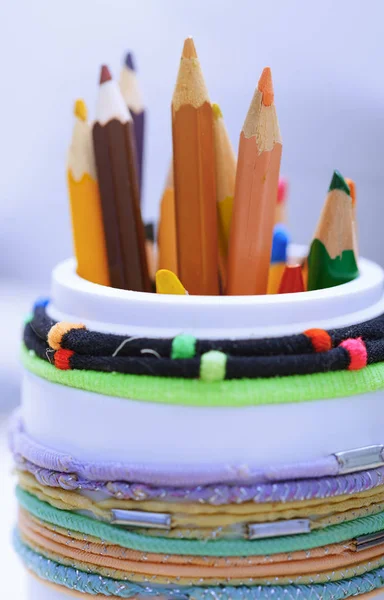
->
[{"left": 1, "top": 0, "right": 383, "bottom": 593}]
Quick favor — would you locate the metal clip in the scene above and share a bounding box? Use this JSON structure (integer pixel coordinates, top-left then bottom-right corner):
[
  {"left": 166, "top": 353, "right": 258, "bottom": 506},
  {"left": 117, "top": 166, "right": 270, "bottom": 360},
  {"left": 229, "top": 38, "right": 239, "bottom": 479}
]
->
[
  {"left": 355, "top": 530, "right": 384, "bottom": 551},
  {"left": 111, "top": 509, "right": 171, "bottom": 529},
  {"left": 335, "top": 446, "right": 384, "bottom": 474},
  {"left": 248, "top": 519, "right": 310, "bottom": 540}
]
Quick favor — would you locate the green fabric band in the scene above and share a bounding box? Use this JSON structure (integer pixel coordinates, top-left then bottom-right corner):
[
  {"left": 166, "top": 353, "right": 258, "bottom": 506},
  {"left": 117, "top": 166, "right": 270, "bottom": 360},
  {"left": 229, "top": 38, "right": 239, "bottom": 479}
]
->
[
  {"left": 16, "top": 486, "right": 384, "bottom": 557},
  {"left": 21, "top": 344, "right": 384, "bottom": 408}
]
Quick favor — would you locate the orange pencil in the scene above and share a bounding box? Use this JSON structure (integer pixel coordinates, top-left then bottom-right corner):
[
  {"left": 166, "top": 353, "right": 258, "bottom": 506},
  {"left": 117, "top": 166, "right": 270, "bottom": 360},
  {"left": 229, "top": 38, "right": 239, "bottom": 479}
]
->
[
  {"left": 157, "top": 163, "right": 177, "bottom": 274},
  {"left": 172, "top": 38, "right": 219, "bottom": 295},
  {"left": 278, "top": 264, "right": 305, "bottom": 294},
  {"left": 227, "top": 67, "right": 282, "bottom": 295}
]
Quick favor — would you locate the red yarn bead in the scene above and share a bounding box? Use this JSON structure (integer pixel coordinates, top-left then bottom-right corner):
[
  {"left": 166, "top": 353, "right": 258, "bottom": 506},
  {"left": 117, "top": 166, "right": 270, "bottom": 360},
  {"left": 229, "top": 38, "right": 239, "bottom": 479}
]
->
[
  {"left": 339, "top": 338, "right": 367, "bottom": 370},
  {"left": 54, "top": 349, "right": 74, "bottom": 370}
]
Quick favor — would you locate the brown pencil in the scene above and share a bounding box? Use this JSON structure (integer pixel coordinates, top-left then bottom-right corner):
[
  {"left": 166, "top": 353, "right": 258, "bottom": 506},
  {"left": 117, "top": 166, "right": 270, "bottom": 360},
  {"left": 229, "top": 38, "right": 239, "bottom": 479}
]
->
[
  {"left": 227, "top": 68, "right": 282, "bottom": 295},
  {"left": 93, "top": 65, "right": 150, "bottom": 292},
  {"left": 172, "top": 38, "right": 219, "bottom": 295}
]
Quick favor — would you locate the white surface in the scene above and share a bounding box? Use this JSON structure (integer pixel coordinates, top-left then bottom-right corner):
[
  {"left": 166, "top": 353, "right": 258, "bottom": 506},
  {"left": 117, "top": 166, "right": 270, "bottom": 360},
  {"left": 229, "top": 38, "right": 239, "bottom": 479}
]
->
[
  {"left": 47, "top": 253, "right": 384, "bottom": 338},
  {"left": 21, "top": 371, "right": 384, "bottom": 468}
]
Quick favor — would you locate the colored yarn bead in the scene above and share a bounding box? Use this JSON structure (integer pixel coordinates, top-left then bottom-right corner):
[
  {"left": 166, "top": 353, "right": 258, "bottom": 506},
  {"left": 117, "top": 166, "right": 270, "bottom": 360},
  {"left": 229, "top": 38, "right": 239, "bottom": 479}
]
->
[
  {"left": 304, "top": 328, "right": 332, "bottom": 353},
  {"left": 48, "top": 322, "right": 85, "bottom": 350},
  {"left": 200, "top": 351, "right": 227, "bottom": 382},
  {"left": 54, "top": 349, "right": 74, "bottom": 370},
  {"left": 339, "top": 338, "right": 367, "bottom": 371},
  {"left": 171, "top": 334, "right": 196, "bottom": 359}
]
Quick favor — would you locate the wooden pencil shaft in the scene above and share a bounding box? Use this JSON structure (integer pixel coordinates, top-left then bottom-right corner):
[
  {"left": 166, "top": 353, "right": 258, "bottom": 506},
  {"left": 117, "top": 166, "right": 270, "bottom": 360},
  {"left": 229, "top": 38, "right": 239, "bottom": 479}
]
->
[
  {"left": 172, "top": 102, "right": 219, "bottom": 295},
  {"left": 131, "top": 110, "right": 145, "bottom": 194},
  {"left": 108, "top": 119, "right": 148, "bottom": 292},
  {"left": 92, "top": 124, "right": 126, "bottom": 289},
  {"left": 228, "top": 137, "right": 282, "bottom": 295},
  {"left": 124, "top": 119, "right": 151, "bottom": 292},
  {"left": 158, "top": 186, "right": 178, "bottom": 274}
]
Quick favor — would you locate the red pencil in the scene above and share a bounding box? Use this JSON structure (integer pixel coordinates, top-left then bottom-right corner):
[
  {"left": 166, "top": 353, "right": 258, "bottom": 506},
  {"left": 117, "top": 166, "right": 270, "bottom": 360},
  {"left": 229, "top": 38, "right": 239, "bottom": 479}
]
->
[{"left": 278, "top": 265, "right": 305, "bottom": 294}]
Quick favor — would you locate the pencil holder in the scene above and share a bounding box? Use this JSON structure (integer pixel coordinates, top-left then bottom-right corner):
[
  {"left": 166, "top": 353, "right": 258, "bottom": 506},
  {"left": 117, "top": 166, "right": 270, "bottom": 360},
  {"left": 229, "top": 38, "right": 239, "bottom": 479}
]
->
[{"left": 13, "top": 249, "right": 384, "bottom": 600}]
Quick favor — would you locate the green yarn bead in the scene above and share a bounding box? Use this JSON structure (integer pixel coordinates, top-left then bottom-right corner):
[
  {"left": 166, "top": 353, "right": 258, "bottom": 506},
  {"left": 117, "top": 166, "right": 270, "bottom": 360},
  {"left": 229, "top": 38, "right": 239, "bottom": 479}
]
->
[
  {"left": 171, "top": 334, "right": 196, "bottom": 359},
  {"left": 200, "top": 350, "right": 227, "bottom": 382}
]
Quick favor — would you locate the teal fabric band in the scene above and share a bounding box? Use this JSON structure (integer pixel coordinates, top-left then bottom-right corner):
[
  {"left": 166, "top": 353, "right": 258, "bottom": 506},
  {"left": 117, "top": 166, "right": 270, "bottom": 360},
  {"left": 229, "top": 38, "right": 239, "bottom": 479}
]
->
[
  {"left": 21, "top": 345, "right": 384, "bottom": 408},
  {"left": 13, "top": 530, "right": 384, "bottom": 600},
  {"left": 16, "top": 486, "right": 384, "bottom": 557}
]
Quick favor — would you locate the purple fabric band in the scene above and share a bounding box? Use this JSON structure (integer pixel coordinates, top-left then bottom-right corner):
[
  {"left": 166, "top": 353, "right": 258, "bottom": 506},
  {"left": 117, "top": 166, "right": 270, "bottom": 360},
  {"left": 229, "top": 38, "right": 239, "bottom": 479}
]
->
[
  {"left": 13, "top": 451, "right": 384, "bottom": 505},
  {"left": 9, "top": 413, "right": 357, "bottom": 489}
]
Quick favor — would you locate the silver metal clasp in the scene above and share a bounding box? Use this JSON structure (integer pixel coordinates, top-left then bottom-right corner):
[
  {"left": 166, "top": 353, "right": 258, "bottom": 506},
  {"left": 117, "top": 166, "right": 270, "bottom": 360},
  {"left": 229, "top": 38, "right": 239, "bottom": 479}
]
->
[
  {"left": 248, "top": 519, "right": 310, "bottom": 540},
  {"left": 111, "top": 509, "right": 171, "bottom": 529},
  {"left": 335, "top": 446, "right": 384, "bottom": 474}
]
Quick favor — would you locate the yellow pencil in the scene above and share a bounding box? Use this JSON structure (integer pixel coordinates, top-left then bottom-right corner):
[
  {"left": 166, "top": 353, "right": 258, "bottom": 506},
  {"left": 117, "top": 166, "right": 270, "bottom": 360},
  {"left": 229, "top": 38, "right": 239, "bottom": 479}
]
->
[
  {"left": 67, "top": 100, "right": 109, "bottom": 286},
  {"left": 156, "top": 269, "right": 187, "bottom": 295}
]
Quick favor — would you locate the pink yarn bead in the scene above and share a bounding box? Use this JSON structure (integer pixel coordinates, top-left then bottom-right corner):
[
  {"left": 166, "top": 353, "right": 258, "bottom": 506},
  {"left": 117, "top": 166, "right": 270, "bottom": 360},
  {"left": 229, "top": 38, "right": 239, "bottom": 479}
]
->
[{"left": 339, "top": 337, "right": 367, "bottom": 370}]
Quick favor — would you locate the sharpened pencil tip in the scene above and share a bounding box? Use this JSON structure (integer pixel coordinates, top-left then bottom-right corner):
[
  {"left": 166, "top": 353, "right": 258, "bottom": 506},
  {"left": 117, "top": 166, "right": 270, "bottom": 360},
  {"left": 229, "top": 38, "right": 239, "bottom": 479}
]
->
[
  {"left": 212, "top": 103, "right": 223, "bottom": 120},
  {"left": 345, "top": 178, "right": 356, "bottom": 206},
  {"left": 258, "top": 67, "right": 274, "bottom": 106},
  {"left": 182, "top": 37, "right": 197, "bottom": 59},
  {"left": 74, "top": 99, "right": 87, "bottom": 122},
  {"left": 100, "top": 65, "right": 112, "bottom": 85},
  {"left": 329, "top": 170, "right": 350, "bottom": 195},
  {"left": 125, "top": 52, "right": 136, "bottom": 71}
]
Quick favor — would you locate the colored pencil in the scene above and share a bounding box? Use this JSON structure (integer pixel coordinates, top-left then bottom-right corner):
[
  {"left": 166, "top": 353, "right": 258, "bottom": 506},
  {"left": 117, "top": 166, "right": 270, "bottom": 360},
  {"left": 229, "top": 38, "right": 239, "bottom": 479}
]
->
[
  {"left": 157, "top": 162, "right": 177, "bottom": 274},
  {"left": 172, "top": 37, "right": 219, "bottom": 295},
  {"left": 275, "top": 177, "right": 288, "bottom": 224},
  {"left": 227, "top": 67, "right": 282, "bottom": 295},
  {"left": 120, "top": 52, "right": 145, "bottom": 195},
  {"left": 93, "top": 65, "right": 150, "bottom": 292},
  {"left": 67, "top": 100, "right": 110, "bottom": 287},
  {"left": 156, "top": 269, "right": 187, "bottom": 295},
  {"left": 278, "top": 264, "right": 305, "bottom": 294},
  {"left": 267, "top": 224, "right": 289, "bottom": 294},
  {"left": 307, "top": 170, "right": 359, "bottom": 291},
  {"left": 346, "top": 177, "right": 359, "bottom": 257},
  {"left": 212, "top": 103, "right": 236, "bottom": 272},
  {"left": 144, "top": 223, "right": 157, "bottom": 284}
]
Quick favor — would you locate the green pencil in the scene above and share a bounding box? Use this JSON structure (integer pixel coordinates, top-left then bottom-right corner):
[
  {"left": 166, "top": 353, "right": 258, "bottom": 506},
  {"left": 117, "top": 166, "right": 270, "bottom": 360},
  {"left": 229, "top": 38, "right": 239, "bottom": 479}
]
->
[{"left": 307, "top": 170, "right": 359, "bottom": 291}]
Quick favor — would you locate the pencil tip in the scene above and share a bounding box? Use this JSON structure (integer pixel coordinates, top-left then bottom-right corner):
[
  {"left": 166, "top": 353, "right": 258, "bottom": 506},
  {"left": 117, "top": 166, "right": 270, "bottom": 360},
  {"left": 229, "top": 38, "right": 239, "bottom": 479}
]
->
[
  {"left": 329, "top": 170, "right": 350, "bottom": 195},
  {"left": 212, "top": 103, "right": 223, "bottom": 120},
  {"left": 277, "top": 178, "right": 288, "bottom": 204},
  {"left": 345, "top": 178, "right": 356, "bottom": 206},
  {"left": 125, "top": 52, "right": 136, "bottom": 71},
  {"left": 258, "top": 67, "right": 274, "bottom": 106},
  {"left": 100, "top": 65, "right": 112, "bottom": 84},
  {"left": 74, "top": 99, "right": 87, "bottom": 122},
  {"left": 182, "top": 37, "right": 197, "bottom": 59}
]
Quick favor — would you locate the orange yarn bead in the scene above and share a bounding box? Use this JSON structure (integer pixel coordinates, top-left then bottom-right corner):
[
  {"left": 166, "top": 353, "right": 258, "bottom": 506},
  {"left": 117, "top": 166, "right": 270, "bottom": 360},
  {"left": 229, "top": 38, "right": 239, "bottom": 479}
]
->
[{"left": 304, "top": 328, "right": 332, "bottom": 353}]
